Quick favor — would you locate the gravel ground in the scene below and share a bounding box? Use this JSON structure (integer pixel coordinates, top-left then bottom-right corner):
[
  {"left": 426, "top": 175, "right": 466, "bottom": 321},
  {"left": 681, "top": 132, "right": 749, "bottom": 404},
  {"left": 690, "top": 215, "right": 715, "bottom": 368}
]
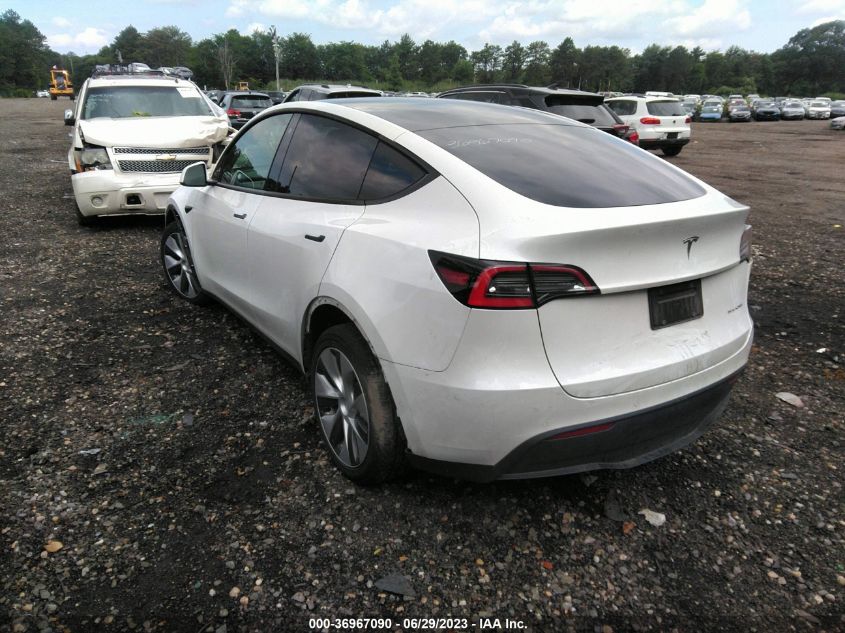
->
[{"left": 1, "top": 98, "right": 843, "bottom": 633}]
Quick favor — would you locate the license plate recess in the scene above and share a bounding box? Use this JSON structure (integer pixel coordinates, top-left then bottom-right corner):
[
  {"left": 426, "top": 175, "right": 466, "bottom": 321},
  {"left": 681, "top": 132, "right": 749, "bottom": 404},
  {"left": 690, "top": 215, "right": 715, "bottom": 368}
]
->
[{"left": 648, "top": 279, "right": 703, "bottom": 329}]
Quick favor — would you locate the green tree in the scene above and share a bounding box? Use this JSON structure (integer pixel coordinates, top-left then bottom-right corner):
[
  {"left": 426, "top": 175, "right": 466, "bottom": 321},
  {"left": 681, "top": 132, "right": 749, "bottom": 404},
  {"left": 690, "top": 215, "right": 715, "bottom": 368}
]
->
[
  {"left": 0, "top": 10, "right": 52, "bottom": 92},
  {"left": 144, "top": 26, "right": 192, "bottom": 67},
  {"left": 549, "top": 38, "right": 579, "bottom": 87},
  {"left": 281, "top": 32, "right": 320, "bottom": 79},
  {"left": 502, "top": 41, "right": 525, "bottom": 82},
  {"left": 109, "top": 25, "right": 145, "bottom": 63},
  {"left": 471, "top": 43, "right": 502, "bottom": 83}
]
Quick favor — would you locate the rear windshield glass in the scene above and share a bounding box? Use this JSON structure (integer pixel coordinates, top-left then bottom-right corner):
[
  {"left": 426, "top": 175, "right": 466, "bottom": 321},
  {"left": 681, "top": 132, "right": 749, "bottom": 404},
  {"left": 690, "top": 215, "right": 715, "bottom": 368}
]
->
[
  {"left": 417, "top": 124, "right": 705, "bottom": 208},
  {"left": 543, "top": 102, "right": 617, "bottom": 126},
  {"left": 326, "top": 91, "right": 381, "bottom": 99},
  {"left": 646, "top": 101, "right": 686, "bottom": 116},
  {"left": 83, "top": 86, "right": 213, "bottom": 119},
  {"left": 231, "top": 96, "right": 272, "bottom": 109}
]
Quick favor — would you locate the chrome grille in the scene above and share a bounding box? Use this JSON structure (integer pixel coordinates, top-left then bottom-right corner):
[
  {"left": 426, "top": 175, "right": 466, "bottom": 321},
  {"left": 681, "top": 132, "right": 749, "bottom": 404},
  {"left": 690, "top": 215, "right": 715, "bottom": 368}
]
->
[
  {"left": 113, "top": 146, "right": 209, "bottom": 155},
  {"left": 118, "top": 160, "right": 199, "bottom": 173}
]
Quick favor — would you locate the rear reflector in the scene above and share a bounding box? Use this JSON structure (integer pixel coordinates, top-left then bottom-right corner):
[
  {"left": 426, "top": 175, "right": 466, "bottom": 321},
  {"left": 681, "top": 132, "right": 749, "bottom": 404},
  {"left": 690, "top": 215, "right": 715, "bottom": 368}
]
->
[
  {"left": 430, "top": 251, "right": 599, "bottom": 310},
  {"left": 547, "top": 422, "right": 614, "bottom": 441},
  {"left": 685, "top": 116, "right": 692, "bottom": 123},
  {"left": 739, "top": 224, "right": 752, "bottom": 262}
]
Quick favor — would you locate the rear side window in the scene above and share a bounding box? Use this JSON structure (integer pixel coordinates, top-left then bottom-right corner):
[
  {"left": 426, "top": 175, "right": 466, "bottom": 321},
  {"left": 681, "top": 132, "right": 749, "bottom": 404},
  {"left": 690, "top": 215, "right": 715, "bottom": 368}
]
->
[
  {"left": 279, "top": 114, "right": 377, "bottom": 200},
  {"left": 326, "top": 91, "right": 381, "bottom": 99},
  {"left": 418, "top": 123, "right": 705, "bottom": 208},
  {"left": 360, "top": 142, "right": 426, "bottom": 200},
  {"left": 647, "top": 101, "right": 686, "bottom": 116},
  {"left": 606, "top": 100, "right": 637, "bottom": 116}
]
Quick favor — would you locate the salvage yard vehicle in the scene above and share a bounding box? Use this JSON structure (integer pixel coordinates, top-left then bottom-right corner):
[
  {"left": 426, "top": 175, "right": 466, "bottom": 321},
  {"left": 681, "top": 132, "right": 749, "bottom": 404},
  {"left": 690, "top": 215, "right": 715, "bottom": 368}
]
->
[
  {"left": 779, "top": 101, "right": 806, "bottom": 120},
  {"left": 283, "top": 84, "right": 382, "bottom": 102},
  {"left": 49, "top": 67, "right": 74, "bottom": 100},
  {"left": 698, "top": 100, "right": 724, "bottom": 122},
  {"left": 65, "top": 67, "right": 230, "bottom": 225},
  {"left": 606, "top": 95, "right": 691, "bottom": 155},
  {"left": 830, "top": 116, "right": 845, "bottom": 130},
  {"left": 728, "top": 104, "right": 752, "bottom": 122},
  {"left": 753, "top": 102, "right": 780, "bottom": 121},
  {"left": 806, "top": 100, "right": 832, "bottom": 119},
  {"left": 161, "top": 98, "right": 753, "bottom": 484},
  {"left": 437, "top": 84, "right": 638, "bottom": 144},
  {"left": 218, "top": 91, "right": 274, "bottom": 129}
]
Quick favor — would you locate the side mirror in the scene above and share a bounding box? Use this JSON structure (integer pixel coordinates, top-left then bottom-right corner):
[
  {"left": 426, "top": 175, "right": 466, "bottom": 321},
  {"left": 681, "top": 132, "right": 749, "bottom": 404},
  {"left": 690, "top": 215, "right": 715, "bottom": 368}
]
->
[
  {"left": 64, "top": 109, "right": 75, "bottom": 126},
  {"left": 180, "top": 162, "right": 208, "bottom": 187}
]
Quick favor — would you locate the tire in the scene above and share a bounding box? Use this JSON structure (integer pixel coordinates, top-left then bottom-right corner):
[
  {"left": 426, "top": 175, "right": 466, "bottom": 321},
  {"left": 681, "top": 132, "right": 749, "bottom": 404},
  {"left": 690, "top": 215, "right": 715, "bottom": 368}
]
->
[
  {"left": 50, "top": 94, "right": 57, "bottom": 101},
  {"left": 662, "top": 146, "right": 683, "bottom": 157},
  {"left": 160, "top": 221, "right": 209, "bottom": 305},
  {"left": 311, "top": 324, "right": 405, "bottom": 484}
]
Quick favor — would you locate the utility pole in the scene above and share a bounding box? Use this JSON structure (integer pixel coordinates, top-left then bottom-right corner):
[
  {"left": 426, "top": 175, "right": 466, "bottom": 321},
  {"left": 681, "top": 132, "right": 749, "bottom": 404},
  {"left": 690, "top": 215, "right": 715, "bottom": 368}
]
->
[{"left": 271, "top": 26, "right": 281, "bottom": 92}]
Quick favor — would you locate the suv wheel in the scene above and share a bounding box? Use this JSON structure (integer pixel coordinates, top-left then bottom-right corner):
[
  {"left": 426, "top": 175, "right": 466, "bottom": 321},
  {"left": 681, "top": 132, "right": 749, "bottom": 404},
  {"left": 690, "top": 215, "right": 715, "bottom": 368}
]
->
[
  {"left": 662, "top": 146, "right": 683, "bottom": 157},
  {"left": 75, "top": 203, "right": 97, "bottom": 227},
  {"left": 161, "top": 221, "right": 209, "bottom": 304},
  {"left": 311, "top": 324, "right": 405, "bottom": 484}
]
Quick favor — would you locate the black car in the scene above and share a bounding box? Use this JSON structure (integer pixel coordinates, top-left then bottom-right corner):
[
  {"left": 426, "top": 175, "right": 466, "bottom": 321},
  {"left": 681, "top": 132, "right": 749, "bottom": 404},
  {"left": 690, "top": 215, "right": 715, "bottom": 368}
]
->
[
  {"left": 830, "top": 100, "right": 845, "bottom": 118},
  {"left": 265, "top": 90, "right": 287, "bottom": 105},
  {"left": 219, "top": 91, "right": 274, "bottom": 129},
  {"left": 753, "top": 102, "right": 780, "bottom": 121},
  {"left": 436, "top": 84, "right": 635, "bottom": 143},
  {"left": 283, "top": 84, "right": 381, "bottom": 103}
]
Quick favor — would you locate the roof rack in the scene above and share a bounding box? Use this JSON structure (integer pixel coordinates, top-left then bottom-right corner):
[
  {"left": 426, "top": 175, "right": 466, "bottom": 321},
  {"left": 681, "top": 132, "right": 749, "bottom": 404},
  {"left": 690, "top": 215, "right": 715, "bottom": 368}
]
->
[{"left": 92, "top": 64, "right": 171, "bottom": 78}]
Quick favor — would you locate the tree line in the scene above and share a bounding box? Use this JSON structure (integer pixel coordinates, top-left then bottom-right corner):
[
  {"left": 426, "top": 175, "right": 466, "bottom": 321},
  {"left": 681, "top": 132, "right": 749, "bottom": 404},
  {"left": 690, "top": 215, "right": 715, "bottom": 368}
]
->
[{"left": 2, "top": 9, "right": 844, "bottom": 98}]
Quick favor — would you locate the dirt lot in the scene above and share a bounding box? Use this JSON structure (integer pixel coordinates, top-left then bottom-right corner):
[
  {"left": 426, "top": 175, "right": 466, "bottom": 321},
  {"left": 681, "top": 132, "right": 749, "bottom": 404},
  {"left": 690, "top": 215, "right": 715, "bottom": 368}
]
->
[{"left": 1, "top": 98, "right": 843, "bottom": 632}]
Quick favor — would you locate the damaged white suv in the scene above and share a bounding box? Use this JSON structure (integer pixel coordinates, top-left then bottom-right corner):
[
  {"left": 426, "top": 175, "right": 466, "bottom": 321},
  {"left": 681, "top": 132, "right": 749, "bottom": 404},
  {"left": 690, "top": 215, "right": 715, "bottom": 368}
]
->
[{"left": 65, "top": 70, "right": 230, "bottom": 225}]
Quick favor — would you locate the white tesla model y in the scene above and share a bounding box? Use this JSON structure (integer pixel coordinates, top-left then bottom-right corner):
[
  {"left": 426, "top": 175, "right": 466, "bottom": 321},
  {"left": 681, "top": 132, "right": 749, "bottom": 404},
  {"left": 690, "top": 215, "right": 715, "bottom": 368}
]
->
[{"left": 161, "top": 98, "right": 753, "bottom": 483}]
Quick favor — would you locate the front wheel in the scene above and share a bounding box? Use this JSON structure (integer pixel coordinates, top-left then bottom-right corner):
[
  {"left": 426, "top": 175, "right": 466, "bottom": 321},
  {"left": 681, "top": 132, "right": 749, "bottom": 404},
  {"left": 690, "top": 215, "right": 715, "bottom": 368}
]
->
[
  {"left": 662, "top": 146, "right": 683, "bottom": 157},
  {"left": 311, "top": 324, "right": 405, "bottom": 484},
  {"left": 160, "top": 221, "right": 209, "bottom": 305}
]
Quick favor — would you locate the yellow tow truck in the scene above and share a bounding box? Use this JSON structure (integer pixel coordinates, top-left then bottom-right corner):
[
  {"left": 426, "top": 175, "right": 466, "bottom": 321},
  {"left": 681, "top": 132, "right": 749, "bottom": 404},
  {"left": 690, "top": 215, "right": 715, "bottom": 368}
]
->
[
  {"left": 237, "top": 81, "right": 249, "bottom": 90},
  {"left": 49, "top": 67, "right": 74, "bottom": 101}
]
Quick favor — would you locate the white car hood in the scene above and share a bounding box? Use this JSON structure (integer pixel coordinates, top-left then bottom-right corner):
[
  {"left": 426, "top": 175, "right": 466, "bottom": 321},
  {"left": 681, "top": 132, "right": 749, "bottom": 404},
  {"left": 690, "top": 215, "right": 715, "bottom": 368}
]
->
[{"left": 79, "top": 115, "right": 230, "bottom": 148}]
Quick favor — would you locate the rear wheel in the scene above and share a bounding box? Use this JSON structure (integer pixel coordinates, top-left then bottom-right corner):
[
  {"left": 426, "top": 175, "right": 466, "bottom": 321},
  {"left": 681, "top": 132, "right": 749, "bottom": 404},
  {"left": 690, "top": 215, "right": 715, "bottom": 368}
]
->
[
  {"left": 662, "top": 146, "right": 683, "bottom": 157},
  {"left": 311, "top": 324, "right": 405, "bottom": 484},
  {"left": 161, "top": 221, "right": 209, "bottom": 305}
]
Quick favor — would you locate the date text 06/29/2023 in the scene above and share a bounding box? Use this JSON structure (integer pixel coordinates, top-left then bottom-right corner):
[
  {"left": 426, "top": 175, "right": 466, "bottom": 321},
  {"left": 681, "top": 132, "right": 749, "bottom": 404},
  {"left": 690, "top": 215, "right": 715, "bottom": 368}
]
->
[{"left": 308, "top": 616, "right": 528, "bottom": 630}]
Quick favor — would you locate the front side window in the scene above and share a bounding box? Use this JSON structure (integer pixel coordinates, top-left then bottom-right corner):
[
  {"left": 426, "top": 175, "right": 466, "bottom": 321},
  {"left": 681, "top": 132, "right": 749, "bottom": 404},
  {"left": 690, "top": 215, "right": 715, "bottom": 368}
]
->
[
  {"left": 277, "top": 115, "right": 378, "bottom": 200},
  {"left": 606, "top": 100, "right": 637, "bottom": 116},
  {"left": 214, "top": 113, "right": 292, "bottom": 190},
  {"left": 418, "top": 123, "right": 705, "bottom": 208},
  {"left": 82, "top": 86, "right": 213, "bottom": 119}
]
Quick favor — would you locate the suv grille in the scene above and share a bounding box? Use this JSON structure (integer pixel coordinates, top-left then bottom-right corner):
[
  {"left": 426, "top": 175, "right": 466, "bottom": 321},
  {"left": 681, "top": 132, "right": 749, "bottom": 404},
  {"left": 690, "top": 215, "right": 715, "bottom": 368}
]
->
[
  {"left": 118, "top": 159, "right": 199, "bottom": 173},
  {"left": 114, "top": 146, "right": 209, "bottom": 155}
]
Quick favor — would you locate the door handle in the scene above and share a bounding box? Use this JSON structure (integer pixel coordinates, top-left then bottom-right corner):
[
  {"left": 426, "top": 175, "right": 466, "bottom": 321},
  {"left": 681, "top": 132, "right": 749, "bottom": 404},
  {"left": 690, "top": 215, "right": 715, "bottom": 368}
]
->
[
  {"left": 233, "top": 212, "right": 247, "bottom": 219},
  {"left": 304, "top": 234, "right": 325, "bottom": 242}
]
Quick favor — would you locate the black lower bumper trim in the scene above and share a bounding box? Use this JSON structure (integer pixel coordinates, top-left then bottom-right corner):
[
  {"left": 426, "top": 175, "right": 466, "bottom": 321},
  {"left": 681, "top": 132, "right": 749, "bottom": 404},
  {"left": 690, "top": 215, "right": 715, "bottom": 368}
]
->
[
  {"left": 407, "top": 370, "right": 743, "bottom": 482},
  {"left": 639, "top": 137, "right": 690, "bottom": 149}
]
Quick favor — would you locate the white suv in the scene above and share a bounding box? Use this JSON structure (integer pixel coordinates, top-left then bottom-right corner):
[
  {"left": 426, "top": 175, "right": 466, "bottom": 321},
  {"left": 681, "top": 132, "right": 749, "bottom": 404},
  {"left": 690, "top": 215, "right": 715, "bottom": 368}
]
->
[
  {"left": 606, "top": 96, "right": 692, "bottom": 156},
  {"left": 162, "top": 99, "right": 752, "bottom": 484},
  {"left": 65, "top": 70, "right": 230, "bottom": 225}
]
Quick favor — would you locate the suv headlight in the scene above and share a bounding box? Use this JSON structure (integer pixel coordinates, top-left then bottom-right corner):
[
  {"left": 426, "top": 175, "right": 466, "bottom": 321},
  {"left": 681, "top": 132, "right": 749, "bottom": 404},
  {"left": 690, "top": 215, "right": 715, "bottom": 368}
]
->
[{"left": 74, "top": 145, "right": 112, "bottom": 172}]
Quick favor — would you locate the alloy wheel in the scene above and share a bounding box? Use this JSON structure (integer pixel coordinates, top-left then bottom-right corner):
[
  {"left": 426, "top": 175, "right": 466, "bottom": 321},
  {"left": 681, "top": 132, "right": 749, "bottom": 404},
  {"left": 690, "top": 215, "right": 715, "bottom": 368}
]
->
[
  {"left": 314, "top": 347, "right": 370, "bottom": 468},
  {"left": 163, "top": 229, "right": 200, "bottom": 299}
]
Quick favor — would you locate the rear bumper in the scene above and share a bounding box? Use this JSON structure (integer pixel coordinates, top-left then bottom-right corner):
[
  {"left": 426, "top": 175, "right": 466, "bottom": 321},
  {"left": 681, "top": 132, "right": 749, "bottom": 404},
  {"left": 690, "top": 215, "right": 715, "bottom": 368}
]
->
[
  {"left": 408, "top": 369, "right": 741, "bottom": 481},
  {"left": 638, "top": 137, "right": 690, "bottom": 149}
]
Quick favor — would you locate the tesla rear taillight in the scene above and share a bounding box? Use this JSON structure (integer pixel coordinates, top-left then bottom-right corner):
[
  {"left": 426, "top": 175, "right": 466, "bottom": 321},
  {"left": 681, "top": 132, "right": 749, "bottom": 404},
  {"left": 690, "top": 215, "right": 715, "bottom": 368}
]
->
[
  {"left": 640, "top": 116, "right": 661, "bottom": 125},
  {"left": 740, "top": 224, "right": 752, "bottom": 262},
  {"left": 684, "top": 116, "right": 692, "bottom": 123},
  {"left": 227, "top": 108, "right": 241, "bottom": 116},
  {"left": 612, "top": 123, "right": 629, "bottom": 137},
  {"left": 430, "top": 251, "right": 599, "bottom": 310}
]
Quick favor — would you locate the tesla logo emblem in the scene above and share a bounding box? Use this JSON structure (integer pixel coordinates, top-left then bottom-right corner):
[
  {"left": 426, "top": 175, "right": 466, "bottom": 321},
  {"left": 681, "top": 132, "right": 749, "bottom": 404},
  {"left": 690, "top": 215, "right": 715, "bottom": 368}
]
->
[{"left": 683, "top": 236, "right": 699, "bottom": 258}]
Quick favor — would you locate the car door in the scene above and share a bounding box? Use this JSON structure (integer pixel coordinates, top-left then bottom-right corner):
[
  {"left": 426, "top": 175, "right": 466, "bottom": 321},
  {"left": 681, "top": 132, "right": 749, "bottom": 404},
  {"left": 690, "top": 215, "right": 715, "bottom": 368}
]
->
[
  {"left": 245, "top": 113, "right": 379, "bottom": 362},
  {"left": 188, "top": 113, "right": 293, "bottom": 313}
]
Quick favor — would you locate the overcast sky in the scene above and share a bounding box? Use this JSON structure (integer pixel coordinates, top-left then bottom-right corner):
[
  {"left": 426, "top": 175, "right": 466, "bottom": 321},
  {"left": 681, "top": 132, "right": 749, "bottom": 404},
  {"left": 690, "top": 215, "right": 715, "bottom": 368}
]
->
[{"left": 12, "top": 0, "right": 845, "bottom": 56}]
